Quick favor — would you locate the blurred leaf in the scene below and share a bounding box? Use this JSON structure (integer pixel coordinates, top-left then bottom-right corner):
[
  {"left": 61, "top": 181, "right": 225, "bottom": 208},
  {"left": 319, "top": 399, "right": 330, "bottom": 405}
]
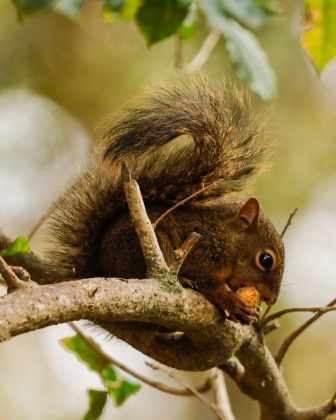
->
[
  {"left": 200, "top": 0, "right": 276, "bottom": 100},
  {"left": 103, "top": 0, "right": 141, "bottom": 21},
  {"left": 101, "top": 364, "right": 117, "bottom": 385},
  {"left": 11, "top": 0, "right": 53, "bottom": 17},
  {"left": 136, "top": 0, "right": 192, "bottom": 45},
  {"left": 61, "top": 335, "right": 105, "bottom": 372},
  {"left": 0, "top": 236, "right": 32, "bottom": 257},
  {"left": 104, "top": 0, "right": 124, "bottom": 12},
  {"left": 178, "top": 1, "right": 197, "bottom": 40},
  {"left": 220, "top": 0, "right": 270, "bottom": 29},
  {"left": 255, "top": 0, "right": 283, "bottom": 15},
  {"left": 83, "top": 390, "right": 108, "bottom": 420},
  {"left": 61, "top": 335, "right": 141, "bottom": 408},
  {"left": 108, "top": 380, "right": 141, "bottom": 406},
  {"left": 101, "top": 364, "right": 141, "bottom": 405},
  {"left": 53, "top": 0, "right": 85, "bottom": 21},
  {"left": 302, "top": 0, "right": 336, "bottom": 70}
]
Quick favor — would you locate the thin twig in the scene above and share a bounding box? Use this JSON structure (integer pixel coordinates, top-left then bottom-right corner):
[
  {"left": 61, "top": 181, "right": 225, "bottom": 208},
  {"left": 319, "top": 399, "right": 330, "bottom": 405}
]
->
[
  {"left": 262, "top": 320, "right": 280, "bottom": 336},
  {"left": 69, "top": 322, "right": 210, "bottom": 397},
  {"left": 258, "top": 304, "right": 272, "bottom": 327},
  {"left": 281, "top": 208, "right": 298, "bottom": 238},
  {"left": 170, "top": 232, "right": 201, "bottom": 273},
  {"left": 121, "top": 163, "right": 170, "bottom": 278},
  {"left": 220, "top": 360, "right": 245, "bottom": 383},
  {"left": 146, "top": 361, "right": 226, "bottom": 420},
  {"left": 153, "top": 179, "right": 223, "bottom": 229},
  {"left": 27, "top": 212, "right": 50, "bottom": 240},
  {"left": 0, "top": 256, "right": 34, "bottom": 292},
  {"left": 259, "top": 304, "right": 336, "bottom": 330},
  {"left": 184, "top": 30, "right": 221, "bottom": 74},
  {"left": 296, "top": 391, "right": 336, "bottom": 419},
  {"left": 275, "top": 299, "right": 336, "bottom": 366},
  {"left": 208, "top": 368, "right": 236, "bottom": 420}
]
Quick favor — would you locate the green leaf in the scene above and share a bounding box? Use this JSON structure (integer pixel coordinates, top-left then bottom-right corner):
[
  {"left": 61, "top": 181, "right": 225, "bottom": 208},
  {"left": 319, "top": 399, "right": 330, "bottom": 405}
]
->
[
  {"left": 103, "top": 0, "right": 141, "bottom": 21},
  {"left": 83, "top": 390, "right": 108, "bottom": 420},
  {"left": 178, "top": 2, "right": 197, "bottom": 40},
  {"left": 220, "top": 0, "right": 269, "bottom": 29},
  {"left": 255, "top": 0, "right": 283, "bottom": 16},
  {"left": 11, "top": 0, "right": 54, "bottom": 17},
  {"left": 53, "top": 0, "right": 85, "bottom": 21},
  {"left": 136, "top": 0, "right": 192, "bottom": 45},
  {"left": 60, "top": 336, "right": 105, "bottom": 372},
  {"left": 108, "top": 380, "right": 141, "bottom": 406},
  {"left": 104, "top": 0, "right": 124, "bottom": 12},
  {"left": 302, "top": 0, "right": 336, "bottom": 70},
  {"left": 102, "top": 365, "right": 141, "bottom": 406},
  {"left": 101, "top": 364, "right": 117, "bottom": 385},
  {"left": 200, "top": 0, "right": 276, "bottom": 100},
  {"left": 0, "top": 236, "right": 32, "bottom": 257}
]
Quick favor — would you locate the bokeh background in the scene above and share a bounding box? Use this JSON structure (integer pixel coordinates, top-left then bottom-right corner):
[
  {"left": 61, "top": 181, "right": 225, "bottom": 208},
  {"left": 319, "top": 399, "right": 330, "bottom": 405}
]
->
[{"left": 0, "top": 0, "right": 335, "bottom": 419}]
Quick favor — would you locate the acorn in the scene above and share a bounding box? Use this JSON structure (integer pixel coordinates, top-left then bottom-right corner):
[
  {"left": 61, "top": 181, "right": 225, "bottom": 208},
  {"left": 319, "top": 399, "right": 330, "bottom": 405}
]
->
[{"left": 236, "top": 286, "right": 261, "bottom": 309}]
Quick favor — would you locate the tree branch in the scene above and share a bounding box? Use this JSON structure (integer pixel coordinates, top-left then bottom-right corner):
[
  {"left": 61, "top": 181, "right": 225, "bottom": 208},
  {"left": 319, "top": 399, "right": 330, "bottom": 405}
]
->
[
  {"left": 0, "top": 256, "right": 35, "bottom": 292},
  {"left": 281, "top": 208, "right": 298, "bottom": 238},
  {"left": 275, "top": 298, "right": 336, "bottom": 366},
  {"left": 170, "top": 232, "right": 201, "bottom": 273},
  {"left": 184, "top": 30, "right": 221, "bottom": 74},
  {"left": 259, "top": 304, "right": 336, "bottom": 331},
  {"left": 146, "top": 361, "right": 225, "bottom": 419},
  {"left": 122, "top": 163, "right": 171, "bottom": 279},
  {"left": 152, "top": 179, "right": 223, "bottom": 229},
  {"left": 208, "top": 368, "right": 236, "bottom": 420},
  {"left": 296, "top": 392, "right": 336, "bottom": 420},
  {"left": 0, "top": 229, "right": 60, "bottom": 284},
  {"left": 1, "top": 172, "right": 334, "bottom": 419},
  {"left": 69, "top": 322, "right": 211, "bottom": 397},
  {"left": 0, "top": 275, "right": 253, "bottom": 370}
]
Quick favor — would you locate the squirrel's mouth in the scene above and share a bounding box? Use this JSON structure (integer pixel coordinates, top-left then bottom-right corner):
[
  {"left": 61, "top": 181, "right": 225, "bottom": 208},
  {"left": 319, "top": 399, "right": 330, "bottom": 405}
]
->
[{"left": 226, "top": 277, "right": 275, "bottom": 305}]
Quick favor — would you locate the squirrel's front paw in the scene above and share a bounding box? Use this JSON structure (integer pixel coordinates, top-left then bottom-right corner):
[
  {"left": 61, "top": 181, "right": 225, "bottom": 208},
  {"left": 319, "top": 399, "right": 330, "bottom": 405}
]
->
[
  {"left": 215, "top": 291, "right": 259, "bottom": 324},
  {"left": 227, "top": 299, "right": 259, "bottom": 324}
]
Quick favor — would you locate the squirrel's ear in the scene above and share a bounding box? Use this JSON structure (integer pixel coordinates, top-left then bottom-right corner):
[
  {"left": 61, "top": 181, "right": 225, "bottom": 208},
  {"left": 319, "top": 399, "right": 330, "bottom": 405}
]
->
[{"left": 239, "top": 198, "right": 259, "bottom": 226}]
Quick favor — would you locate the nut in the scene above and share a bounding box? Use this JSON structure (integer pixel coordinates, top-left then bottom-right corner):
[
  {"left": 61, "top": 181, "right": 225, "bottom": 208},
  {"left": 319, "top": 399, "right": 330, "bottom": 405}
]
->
[{"left": 236, "top": 286, "right": 261, "bottom": 309}]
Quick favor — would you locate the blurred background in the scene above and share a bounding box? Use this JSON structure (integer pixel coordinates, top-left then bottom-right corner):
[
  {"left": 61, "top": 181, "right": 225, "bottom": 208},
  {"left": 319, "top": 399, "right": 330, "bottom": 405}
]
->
[{"left": 0, "top": 0, "right": 335, "bottom": 419}]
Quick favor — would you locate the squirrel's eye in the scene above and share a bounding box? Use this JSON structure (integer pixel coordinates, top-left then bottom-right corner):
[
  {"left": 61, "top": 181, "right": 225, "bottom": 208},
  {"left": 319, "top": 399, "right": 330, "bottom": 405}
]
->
[{"left": 255, "top": 250, "right": 276, "bottom": 271}]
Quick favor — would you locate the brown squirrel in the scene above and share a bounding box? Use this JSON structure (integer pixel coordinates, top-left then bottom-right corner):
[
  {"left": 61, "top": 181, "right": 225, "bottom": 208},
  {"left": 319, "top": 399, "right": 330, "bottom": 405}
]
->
[{"left": 47, "top": 78, "right": 284, "bottom": 323}]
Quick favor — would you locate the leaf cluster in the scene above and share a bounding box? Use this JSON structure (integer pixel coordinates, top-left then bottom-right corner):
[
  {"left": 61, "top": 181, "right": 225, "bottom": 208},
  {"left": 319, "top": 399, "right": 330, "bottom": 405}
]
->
[{"left": 61, "top": 335, "right": 141, "bottom": 419}]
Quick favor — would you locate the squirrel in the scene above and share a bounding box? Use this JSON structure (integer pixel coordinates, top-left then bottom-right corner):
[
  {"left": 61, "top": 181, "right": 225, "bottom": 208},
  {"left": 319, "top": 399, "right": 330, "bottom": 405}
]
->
[{"left": 47, "top": 77, "right": 285, "bottom": 324}]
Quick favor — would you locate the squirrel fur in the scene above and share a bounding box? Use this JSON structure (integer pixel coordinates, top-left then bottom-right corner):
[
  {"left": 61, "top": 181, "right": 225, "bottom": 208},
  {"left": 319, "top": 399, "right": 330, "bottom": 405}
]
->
[{"left": 47, "top": 78, "right": 284, "bottom": 323}]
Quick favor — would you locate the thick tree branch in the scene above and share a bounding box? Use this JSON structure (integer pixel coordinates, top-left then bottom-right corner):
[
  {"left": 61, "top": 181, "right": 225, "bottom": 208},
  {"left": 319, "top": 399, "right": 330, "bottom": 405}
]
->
[{"left": 0, "top": 275, "right": 253, "bottom": 370}]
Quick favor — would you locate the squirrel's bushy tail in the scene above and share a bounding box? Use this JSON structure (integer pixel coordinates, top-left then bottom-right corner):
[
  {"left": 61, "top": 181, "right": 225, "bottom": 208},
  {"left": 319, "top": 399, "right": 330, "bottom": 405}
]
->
[{"left": 47, "top": 77, "right": 268, "bottom": 279}]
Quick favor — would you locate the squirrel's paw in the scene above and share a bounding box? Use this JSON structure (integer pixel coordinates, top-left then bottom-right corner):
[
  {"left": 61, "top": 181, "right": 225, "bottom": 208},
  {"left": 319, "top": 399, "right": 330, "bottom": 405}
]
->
[
  {"left": 218, "top": 292, "right": 259, "bottom": 324},
  {"left": 227, "top": 300, "right": 259, "bottom": 324},
  {"left": 179, "top": 276, "right": 198, "bottom": 290}
]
